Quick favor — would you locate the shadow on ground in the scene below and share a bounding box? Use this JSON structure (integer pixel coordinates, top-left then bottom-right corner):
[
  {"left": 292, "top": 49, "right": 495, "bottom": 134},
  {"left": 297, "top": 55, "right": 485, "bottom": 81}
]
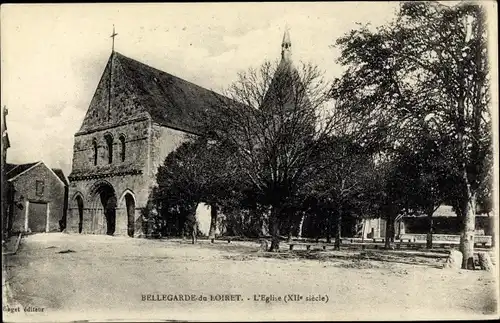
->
[{"left": 160, "top": 238, "right": 449, "bottom": 269}]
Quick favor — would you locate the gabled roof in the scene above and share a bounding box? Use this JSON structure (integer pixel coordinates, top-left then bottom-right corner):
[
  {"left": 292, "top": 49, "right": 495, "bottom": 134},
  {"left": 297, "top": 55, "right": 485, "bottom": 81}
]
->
[
  {"left": 5, "top": 162, "right": 38, "bottom": 179},
  {"left": 433, "top": 205, "right": 456, "bottom": 217},
  {"left": 80, "top": 52, "right": 228, "bottom": 135},
  {"left": 401, "top": 204, "right": 491, "bottom": 218},
  {"left": 117, "top": 53, "right": 227, "bottom": 132},
  {"left": 6, "top": 161, "right": 68, "bottom": 186},
  {"left": 52, "top": 168, "right": 69, "bottom": 186}
]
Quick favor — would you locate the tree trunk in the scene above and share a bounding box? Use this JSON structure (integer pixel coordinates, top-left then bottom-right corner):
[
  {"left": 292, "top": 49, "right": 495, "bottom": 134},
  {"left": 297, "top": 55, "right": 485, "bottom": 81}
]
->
[
  {"left": 260, "top": 217, "right": 266, "bottom": 237},
  {"left": 181, "top": 213, "right": 188, "bottom": 240},
  {"left": 298, "top": 213, "right": 305, "bottom": 238},
  {"left": 361, "top": 219, "right": 365, "bottom": 243},
  {"left": 191, "top": 222, "right": 197, "bottom": 244},
  {"left": 209, "top": 203, "right": 218, "bottom": 242},
  {"left": 460, "top": 192, "right": 476, "bottom": 269},
  {"left": 268, "top": 205, "right": 281, "bottom": 252},
  {"left": 187, "top": 203, "right": 198, "bottom": 245},
  {"left": 389, "top": 218, "right": 395, "bottom": 243},
  {"left": 384, "top": 214, "right": 394, "bottom": 249},
  {"left": 334, "top": 212, "right": 342, "bottom": 250},
  {"left": 326, "top": 214, "right": 332, "bottom": 244},
  {"left": 287, "top": 215, "right": 293, "bottom": 243},
  {"left": 426, "top": 212, "right": 433, "bottom": 249}
]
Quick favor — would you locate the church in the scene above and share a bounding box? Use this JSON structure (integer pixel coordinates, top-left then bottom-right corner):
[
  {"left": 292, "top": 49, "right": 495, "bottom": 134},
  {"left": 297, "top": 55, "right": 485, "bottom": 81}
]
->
[{"left": 67, "top": 29, "right": 295, "bottom": 237}]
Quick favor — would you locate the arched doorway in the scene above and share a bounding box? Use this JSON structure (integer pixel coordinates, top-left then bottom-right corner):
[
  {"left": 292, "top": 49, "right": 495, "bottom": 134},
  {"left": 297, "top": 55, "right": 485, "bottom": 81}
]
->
[
  {"left": 76, "top": 195, "right": 84, "bottom": 233},
  {"left": 125, "top": 193, "right": 135, "bottom": 237},
  {"left": 90, "top": 182, "right": 117, "bottom": 235}
]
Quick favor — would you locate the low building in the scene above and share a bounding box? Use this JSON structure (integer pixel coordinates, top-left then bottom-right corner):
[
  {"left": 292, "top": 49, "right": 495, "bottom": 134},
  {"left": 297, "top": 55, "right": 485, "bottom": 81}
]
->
[
  {"left": 361, "top": 217, "right": 387, "bottom": 239},
  {"left": 5, "top": 161, "right": 68, "bottom": 234},
  {"left": 398, "top": 205, "right": 493, "bottom": 237},
  {"left": 360, "top": 205, "right": 494, "bottom": 239}
]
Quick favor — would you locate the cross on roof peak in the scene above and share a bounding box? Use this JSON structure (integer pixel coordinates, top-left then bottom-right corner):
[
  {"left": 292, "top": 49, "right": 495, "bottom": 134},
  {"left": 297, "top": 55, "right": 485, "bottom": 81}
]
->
[{"left": 110, "top": 25, "right": 118, "bottom": 52}]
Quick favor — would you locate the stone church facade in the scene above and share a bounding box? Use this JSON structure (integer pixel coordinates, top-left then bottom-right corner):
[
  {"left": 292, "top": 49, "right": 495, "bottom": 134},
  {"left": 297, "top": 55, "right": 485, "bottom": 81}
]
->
[
  {"left": 68, "top": 29, "right": 295, "bottom": 237},
  {"left": 67, "top": 51, "right": 226, "bottom": 237}
]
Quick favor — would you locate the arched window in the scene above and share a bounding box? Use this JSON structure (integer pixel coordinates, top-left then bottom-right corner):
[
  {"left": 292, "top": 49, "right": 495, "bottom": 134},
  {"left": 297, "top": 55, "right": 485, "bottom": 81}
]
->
[
  {"left": 119, "top": 135, "right": 126, "bottom": 162},
  {"left": 92, "top": 139, "right": 98, "bottom": 166},
  {"left": 104, "top": 134, "right": 113, "bottom": 164}
]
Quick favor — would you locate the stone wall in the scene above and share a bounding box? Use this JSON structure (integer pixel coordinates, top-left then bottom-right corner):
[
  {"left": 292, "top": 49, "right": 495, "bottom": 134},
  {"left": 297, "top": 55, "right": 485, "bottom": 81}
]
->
[
  {"left": 78, "top": 53, "right": 148, "bottom": 133},
  {"left": 68, "top": 51, "right": 200, "bottom": 237},
  {"left": 69, "top": 115, "right": 153, "bottom": 236},
  {"left": 68, "top": 118, "right": 193, "bottom": 237},
  {"left": 71, "top": 117, "right": 150, "bottom": 173},
  {"left": 9, "top": 163, "right": 66, "bottom": 233},
  {"left": 68, "top": 173, "right": 150, "bottom": 236},
  {"left": 148, "top": 124, "right": 190, "bottom": 180}
]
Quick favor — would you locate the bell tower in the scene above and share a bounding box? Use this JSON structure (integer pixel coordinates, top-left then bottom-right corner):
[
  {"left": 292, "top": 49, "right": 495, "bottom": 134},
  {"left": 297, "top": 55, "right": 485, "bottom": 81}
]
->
[{"left": 281, "top": 27, "right": 292, "bottom": 62}]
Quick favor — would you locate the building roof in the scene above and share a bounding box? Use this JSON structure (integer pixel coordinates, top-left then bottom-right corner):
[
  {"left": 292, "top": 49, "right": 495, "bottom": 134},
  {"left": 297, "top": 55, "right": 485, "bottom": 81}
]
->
[
  {"left": 52, "top": 168, "right": 69, "bottom": 186},
  {"left": 402, "top": 204, "right": 491, "bottom": 218},
  {"left": 282, "top": 28, "right": 291, "bottom": 44},
  {"left": 6, "top": 161, "right": 68, "bottom": 186},
  {"left": 5, "top": 162, "right": 38, "bottom": 179},
  {"left": 262, "top": 29, "right": 310, "bottom": 114},
  {"left": 433, "top": 205, "right": 456, "bottom": 217},
  {"left": 262, "top": 59, "right": 302, "bottom": 108},
  {"left": 113, "top": 52, "right": 227, "bottom": 134}
]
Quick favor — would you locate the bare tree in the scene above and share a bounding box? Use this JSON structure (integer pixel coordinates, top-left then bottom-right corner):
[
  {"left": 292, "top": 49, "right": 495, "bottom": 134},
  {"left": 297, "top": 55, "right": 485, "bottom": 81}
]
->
[{"left": 202, "top": 60, "right": 333, "bottom": 251}]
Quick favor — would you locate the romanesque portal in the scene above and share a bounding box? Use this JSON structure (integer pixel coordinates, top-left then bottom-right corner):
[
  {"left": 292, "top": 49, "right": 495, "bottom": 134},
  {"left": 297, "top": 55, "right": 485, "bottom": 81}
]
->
[{"left": 70, "top": 181, "right": 136, "bottom": 237}]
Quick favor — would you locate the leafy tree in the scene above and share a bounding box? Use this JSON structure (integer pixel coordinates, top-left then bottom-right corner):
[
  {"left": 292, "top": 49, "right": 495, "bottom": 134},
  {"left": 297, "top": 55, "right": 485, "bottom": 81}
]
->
[
  {"left": 154, "top": 137, "right": 235, "bottom": 243},
  {"left": 332, "top": 2, "right": 492, "bottom": 268},
  {"left": 302, "top": 135, "right": 375, "bottom": 249},
  {"left": 214, "top": 182, "right": 268, "bottom": 238},
  {"left": 388, "top": 134, "right": 452, "bottom": 249}
]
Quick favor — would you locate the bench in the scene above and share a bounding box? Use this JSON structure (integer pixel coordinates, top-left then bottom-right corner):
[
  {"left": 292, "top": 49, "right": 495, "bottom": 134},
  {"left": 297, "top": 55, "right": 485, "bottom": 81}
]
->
[
  {"left": 289, "top": 242, "right": 314, "bottom": 251},
  {"left": 288, "top": 242, "right": 333, "bottom": 251},
  {"left": 396, "top": 240, "right": 490, "bottom": 249},
  {"left": 400, "top": 234, "right": 492, "bottom": 247}
]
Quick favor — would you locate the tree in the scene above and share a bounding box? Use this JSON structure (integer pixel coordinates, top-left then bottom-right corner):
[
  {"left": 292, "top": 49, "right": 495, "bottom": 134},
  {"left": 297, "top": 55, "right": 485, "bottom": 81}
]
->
[
  {"left": 368, "top": 154, "right": 404, "bottom": 249},
  {"left": 154, "top": 140, "right": 201, "bottom": 242},
  {"left": 154, "top": 137, "right": 235, "bottom": 243},
  {"left": 332, "top": 2, "right": 492, "bottom": 268},
  {"left": 302, "top": 135, "right": 376, "bottom": 249},
  {"left": 201, "top": 60, "right": 333, "bottom": 251},
  {"left": 389, "top": 135, "right": 451, "bottom": 249}
]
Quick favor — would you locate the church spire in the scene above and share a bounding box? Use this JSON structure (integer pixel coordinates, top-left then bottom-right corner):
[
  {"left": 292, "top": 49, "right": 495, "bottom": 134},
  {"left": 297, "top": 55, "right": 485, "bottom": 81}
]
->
[{"left": 281, "top": 25, "right": 292, "bottom": 62}]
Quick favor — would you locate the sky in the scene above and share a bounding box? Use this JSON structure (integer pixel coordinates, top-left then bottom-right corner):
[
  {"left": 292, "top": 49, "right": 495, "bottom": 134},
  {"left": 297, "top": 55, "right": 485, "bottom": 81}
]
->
[{"left": 0, "top": 2, "right": 496, "bottom": 176}]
